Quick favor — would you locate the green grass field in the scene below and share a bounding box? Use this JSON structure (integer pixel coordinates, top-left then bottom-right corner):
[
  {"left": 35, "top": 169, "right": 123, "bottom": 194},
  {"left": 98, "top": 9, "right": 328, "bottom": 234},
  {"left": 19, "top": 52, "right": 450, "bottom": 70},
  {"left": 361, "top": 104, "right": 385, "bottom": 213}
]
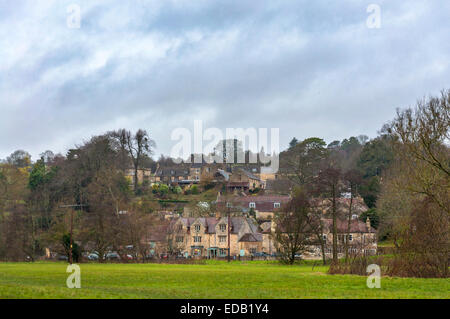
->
[{"left": 0, "top": 261, "right": 448, "bottom": 299}]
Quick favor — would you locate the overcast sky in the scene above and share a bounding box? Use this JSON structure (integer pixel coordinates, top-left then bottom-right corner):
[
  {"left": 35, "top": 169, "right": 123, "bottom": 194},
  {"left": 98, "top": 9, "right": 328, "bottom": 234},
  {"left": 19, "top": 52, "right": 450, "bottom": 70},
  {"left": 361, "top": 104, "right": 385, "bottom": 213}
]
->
[{"left": 1, "top": 0, "right": 449, "bottom": 161}]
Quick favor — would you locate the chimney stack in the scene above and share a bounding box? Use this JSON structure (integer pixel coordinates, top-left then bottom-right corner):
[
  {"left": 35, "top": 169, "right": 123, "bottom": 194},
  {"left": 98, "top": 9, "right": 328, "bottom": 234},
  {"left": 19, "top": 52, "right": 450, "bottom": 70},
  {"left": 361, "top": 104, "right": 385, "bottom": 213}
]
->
[{"left": 366, "top": 217, "right": 371, "bottom": 233}]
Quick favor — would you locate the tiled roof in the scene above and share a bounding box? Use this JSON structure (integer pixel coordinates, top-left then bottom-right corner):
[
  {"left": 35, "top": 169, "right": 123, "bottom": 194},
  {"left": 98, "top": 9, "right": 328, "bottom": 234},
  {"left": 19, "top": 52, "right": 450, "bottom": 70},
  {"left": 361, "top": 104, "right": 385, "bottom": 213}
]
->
[
  {"left": 176, "top": 216, "right": 255, "bottom": 234},
  {"left": 216, "top": 169, "right": 230, "bottom": 181},
  {"left": 217, "top": 195, "right": 291, "bottom": 212},
  {"left": 239, "top": 233, "right": 262, "bottom": 242},
  {"left": 322, "top": 218, "right": 376, "bottom": 233},
  {"left": 238, "top": 169, "right": 260, "bottom": 181},
  {"left": 218, "top": 195, "right": 291, "bottom": 203},
  {"left": 148, "top": 222, "right": 170, "bottom": 242}
]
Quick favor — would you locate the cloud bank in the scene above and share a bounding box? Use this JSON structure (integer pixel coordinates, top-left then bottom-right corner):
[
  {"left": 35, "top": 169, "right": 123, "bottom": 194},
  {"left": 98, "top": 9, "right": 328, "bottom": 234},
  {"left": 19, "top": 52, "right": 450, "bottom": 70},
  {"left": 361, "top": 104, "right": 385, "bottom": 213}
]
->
[{"left": 1, "top": 0, "right": 449, "bottom": 160}]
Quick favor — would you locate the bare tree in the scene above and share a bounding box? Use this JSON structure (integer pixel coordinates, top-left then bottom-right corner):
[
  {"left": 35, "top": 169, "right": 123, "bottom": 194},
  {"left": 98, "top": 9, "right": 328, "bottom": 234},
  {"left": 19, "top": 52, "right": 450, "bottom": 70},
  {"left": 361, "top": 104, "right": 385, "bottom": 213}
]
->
[
  {"left": 378, "top": 89, "right": 450, "bottom": 277},
  {"left": 6, "top": 150, "right": 32, "bottom": 168},
  {"left": 305, "top": 207, "right": 327, "bottom": 265},
  {"left": 314, "top": 167, "right": 343, "bottom": 264},
  {"left": 389, "top": 89, "right": 449, "bottom": 212},
  {"left": 343, "top": 169, "right": 363, "bottom": 261},
  {"left": 110, "top": 129, "right": 156, "bottom": 192},
  {"left": 272, "top": 192, "right": 314, "bottom": 264}
]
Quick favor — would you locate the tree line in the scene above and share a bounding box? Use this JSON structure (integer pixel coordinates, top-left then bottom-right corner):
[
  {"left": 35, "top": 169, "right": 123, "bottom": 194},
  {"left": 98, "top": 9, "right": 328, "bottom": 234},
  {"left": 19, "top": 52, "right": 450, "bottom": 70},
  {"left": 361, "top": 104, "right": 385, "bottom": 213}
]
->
[{"left": 0, "top": 90, "right": 448, "bottom": 277}]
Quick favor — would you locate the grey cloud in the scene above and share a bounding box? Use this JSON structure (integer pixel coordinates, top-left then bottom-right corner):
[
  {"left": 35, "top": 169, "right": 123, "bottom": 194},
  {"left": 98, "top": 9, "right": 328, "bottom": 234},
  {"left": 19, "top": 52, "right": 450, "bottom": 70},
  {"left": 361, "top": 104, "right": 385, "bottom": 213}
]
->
[{"left": 0, "top": 0, "right": 449, "bottom": 160}]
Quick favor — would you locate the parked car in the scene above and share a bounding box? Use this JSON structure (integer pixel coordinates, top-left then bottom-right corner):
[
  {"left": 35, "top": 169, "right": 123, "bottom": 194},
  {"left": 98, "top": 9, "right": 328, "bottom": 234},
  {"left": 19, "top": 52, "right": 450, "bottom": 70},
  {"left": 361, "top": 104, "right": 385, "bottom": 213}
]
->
[
  {"left": 159, "top": 253, "right": 169, "bottom": 259},
  {"left": 87, "top": 253, "right": 99, "bottom": 261},
  {"left": 57, "top": 255, "right": 68, "bottom": 261},
  {"left": 254, "top": 252, "right": 269, "bottom": 257},
  {"left": 105, "top": 252, "right": 120, "bottom": 260},
  {"left": 123, "top": 254, "right": 134, "bottom": 260}
]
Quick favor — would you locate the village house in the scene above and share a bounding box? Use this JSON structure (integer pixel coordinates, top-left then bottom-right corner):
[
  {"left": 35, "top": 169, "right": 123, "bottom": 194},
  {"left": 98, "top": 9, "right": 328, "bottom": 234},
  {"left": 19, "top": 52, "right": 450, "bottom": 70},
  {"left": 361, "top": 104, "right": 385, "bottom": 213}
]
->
[
  {"left": 167, "top": 216, "right": 262, "bottom": 258},
  {"left": 225, "top": 168, "right": 265, "bottom": 192},
  {"left": 319, "top": 217, "right": 377, "bottom": 257},
  {"left": 312, "top": 197, "right": 369, "bottom": 220},
  {"left": 125, "top": 168, "right": 152, "bottom": 188},
  {"left": 262, "top": 217, "right": 377, "bottom": 258},
  {"left": 152, "top": 163, "right": 226, "bottom": 186},
  {"left": 216, "top": 194, "right": 291, "bottom": 220},
  {"left": 151, "top": 214, "right": 377, "bottom": 259}
]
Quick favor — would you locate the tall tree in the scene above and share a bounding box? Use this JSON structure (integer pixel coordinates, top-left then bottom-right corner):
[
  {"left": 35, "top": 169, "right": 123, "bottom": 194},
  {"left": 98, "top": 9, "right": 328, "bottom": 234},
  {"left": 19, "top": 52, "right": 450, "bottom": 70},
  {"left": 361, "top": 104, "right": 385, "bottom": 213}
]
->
[
  {"left": 343, "top": 169, "right": 363, "bottom": 260},
  {"left": 6, "top": 150, "right": 32, "bottom": 168},
  {"left": 280, "top": 137, "right": 328, "bottom": 187},
  {"left": 378, "top": 89, "right": 449, "bottom": 277},
  {"left": 314, "top": 167, "right": 343, "bottom": 264},
  {"left": 110, "top": 129, "right": 156, "bottom": 191},
  {"left": 357, "top": 135, "right": 395, "bottom": 207},
  {"left": 272, "top": 191, "right": 314, "bottom": 264}
]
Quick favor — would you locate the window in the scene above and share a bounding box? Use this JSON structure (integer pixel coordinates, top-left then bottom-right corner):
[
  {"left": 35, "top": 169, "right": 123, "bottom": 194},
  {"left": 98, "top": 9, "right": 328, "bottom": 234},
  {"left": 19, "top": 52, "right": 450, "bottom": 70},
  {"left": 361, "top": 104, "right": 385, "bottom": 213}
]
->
[
  {"left": 177, "top": 225, "right": 183, "bottom": 231},
  {"left": 249, "top": 202, "right": 256, "bottom": 208},
  {"left": 226, "top": 202, "right": 232, "bottom": 208},
  {"left": 176, "top": 236, "right": 184, "bottom": 243},
  {"left": 193, "top": 236, "right": 201, "bottom": 243},
  {"left": 219, "top": 235, "right": 227, "bottom": 243},
  {"left": 219, "top": 248, "right": 227, "bottom": 256},
  {"left": 250, "top": 248, "right": 257, "bottom": 254},
  {"left": 273, "top": 202, "right": 281, "bottom": 208},
  {"left": 194, "top": 224, "right": 201, "bottom": 232},
  {"left": 322, "top": 234, "right": 327, "bottom": 241},
  {"left": 348, "top": 234, "right": 353, "bottom": 241},
  {"left": 219, "top": 224, "right": 226, "bottom": 232}
]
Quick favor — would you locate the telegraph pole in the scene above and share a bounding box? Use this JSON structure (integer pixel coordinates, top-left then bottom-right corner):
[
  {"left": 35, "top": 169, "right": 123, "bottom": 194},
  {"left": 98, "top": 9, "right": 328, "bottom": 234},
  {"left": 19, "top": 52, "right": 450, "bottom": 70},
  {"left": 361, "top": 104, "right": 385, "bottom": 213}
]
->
[{"left": 227, "top": 204, "right": 231, "bottom": 262}]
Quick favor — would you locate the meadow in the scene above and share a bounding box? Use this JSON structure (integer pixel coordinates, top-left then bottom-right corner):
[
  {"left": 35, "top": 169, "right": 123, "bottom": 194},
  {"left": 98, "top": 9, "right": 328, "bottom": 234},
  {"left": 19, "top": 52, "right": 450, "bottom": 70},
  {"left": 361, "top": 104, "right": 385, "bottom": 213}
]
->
[{"left": 0, "top": 261, "right": 448, "bottom": 299}]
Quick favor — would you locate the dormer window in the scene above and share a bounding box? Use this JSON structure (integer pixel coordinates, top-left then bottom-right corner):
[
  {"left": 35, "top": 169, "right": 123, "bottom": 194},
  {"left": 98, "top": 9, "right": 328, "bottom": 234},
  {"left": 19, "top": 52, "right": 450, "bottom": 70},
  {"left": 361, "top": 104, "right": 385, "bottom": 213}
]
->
[
  {"left": 249, "top": 202, "right": 256, "bottom": 208},
  {"left": 219, "top": 224, "right": 226, "bottom": 232},
  {"left": 194, "top": 225, "right": 200, "bottom": 232},
  {"left": 274, "top": 202, "right": 281, "bottom": 208}
]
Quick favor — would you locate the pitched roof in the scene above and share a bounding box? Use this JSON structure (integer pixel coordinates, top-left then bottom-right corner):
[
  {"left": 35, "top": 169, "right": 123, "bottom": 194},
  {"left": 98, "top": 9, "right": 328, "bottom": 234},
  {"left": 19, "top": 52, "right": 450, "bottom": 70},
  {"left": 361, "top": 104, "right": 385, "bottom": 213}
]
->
[
  {"left": 148, "top": 222, "right": 170, "bottom": 242},
  {"left": 216, "top": 169, "right": 230, "bottom": 181},
  {"left": 322, "top": 218, "right": 376, "bottom": 233},
  {"left": 176, "top": 216, "right": 255, "bottom": 234},
  {"left": 239, "top": 233, "right": 262, "bottom": 242},
  {"left": 238, "top": 169, "right": 260, "bottom": 181},
  {"left": 217, "top": 195, "right": 291, "bottom": 212},
  {"left": 218, "top": 195, "right": 291, "bottom": 203}
]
